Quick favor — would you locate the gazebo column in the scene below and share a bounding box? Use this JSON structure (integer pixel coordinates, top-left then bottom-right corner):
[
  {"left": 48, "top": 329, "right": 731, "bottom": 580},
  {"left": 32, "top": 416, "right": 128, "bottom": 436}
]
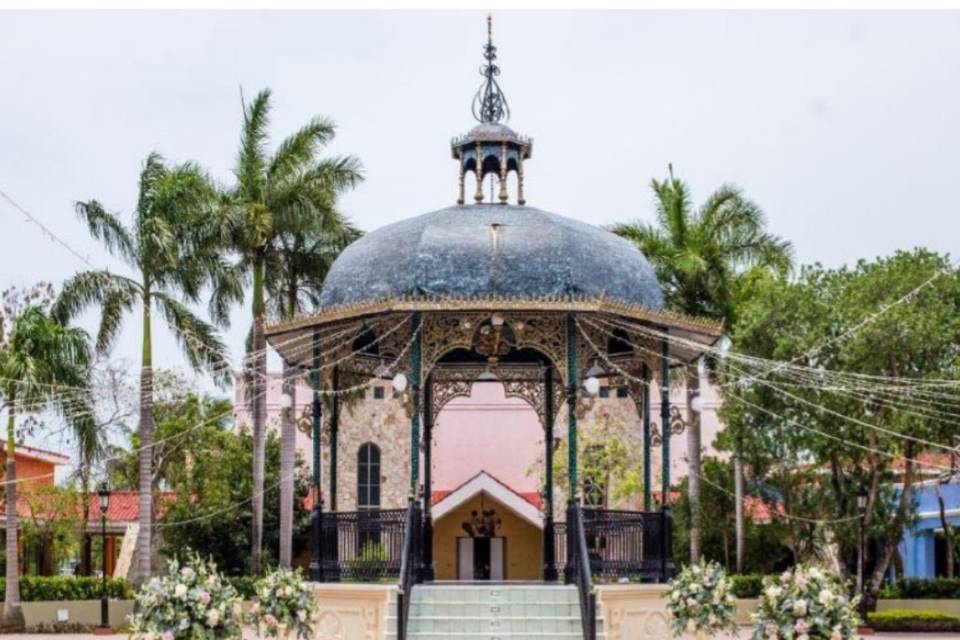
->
[
  {"left": 542, "top": 365, "right": 558, "bottom": 582},
  {"left": 330, "top": 366, "right": 339, "bottom": 511},
  {"left": 327, "top": 366, "right": 340, "bottom": 582},
  {"left": 309, "top": 328, "right": 325, "bottom": 582},
  {"left": 409, "top": 312, "right": 422, "bottom": 497},
  {"left": 564, "top": 312, "right": 578, "bottom": 585},
  {"left": 659, "top": 337, "right": 674, "bottom": 581},
  {"left": 421, "top": 373, "right": 435, "bottom": 582},
  {"left": 642, "top": 361, "right": 652, "bottom": 511}
]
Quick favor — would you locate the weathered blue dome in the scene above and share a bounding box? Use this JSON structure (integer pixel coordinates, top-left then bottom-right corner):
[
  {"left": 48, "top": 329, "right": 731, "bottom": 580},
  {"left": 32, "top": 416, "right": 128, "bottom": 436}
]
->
[{"left": 319, "top": 204, "right": 664, "bottom": 310}]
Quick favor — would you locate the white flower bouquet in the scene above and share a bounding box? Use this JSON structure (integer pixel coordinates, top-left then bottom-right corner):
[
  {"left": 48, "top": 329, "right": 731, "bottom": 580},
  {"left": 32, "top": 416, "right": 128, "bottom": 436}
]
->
[
  {"left": 751, "top": 565, "right": 860, "bottom": 640},
  {"left": 666, "top": 559, "right": 739, "bottom": 637},
  {"left": 250, "top": 567, "right": 317, "bottom": 639},
  {"left": 130, "top": 553, "right": 243, "bottom": 640}
]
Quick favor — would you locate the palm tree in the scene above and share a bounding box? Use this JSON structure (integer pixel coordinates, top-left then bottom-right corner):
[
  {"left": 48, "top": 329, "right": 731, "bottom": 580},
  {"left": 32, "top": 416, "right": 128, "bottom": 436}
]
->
[
  {"left": 215, "top": 88, "right": 362, "bottom": 572},
  {"left": 269, "top": 215, "right": 361, "bottom": 567},
  {"left": 0, "top": 299, "right": 92, "bottom": 629},
  {"left": 52, "top": 153, "right": 232, "bottom": 583},
  {"left": 611, "top": 165, "right": 792, "bottom": 563}
]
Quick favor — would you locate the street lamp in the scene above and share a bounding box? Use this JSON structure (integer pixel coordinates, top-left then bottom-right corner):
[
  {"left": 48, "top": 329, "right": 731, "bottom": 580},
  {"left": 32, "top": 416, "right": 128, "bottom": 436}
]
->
[{"left": 95, "top": 483, "right": 111, "bottom": 635}]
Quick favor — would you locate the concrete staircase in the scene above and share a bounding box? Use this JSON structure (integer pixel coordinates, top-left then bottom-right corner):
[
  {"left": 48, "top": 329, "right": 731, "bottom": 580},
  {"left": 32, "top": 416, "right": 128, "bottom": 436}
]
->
[{"left": 386, "top": 583, "right": 604, "bottom": 639}]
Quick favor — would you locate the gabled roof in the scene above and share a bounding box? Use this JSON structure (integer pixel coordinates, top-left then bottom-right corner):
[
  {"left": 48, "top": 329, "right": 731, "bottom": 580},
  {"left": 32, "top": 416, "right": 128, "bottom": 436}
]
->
[
  {"left": 431, "top": 471, "right": 543, "bottom": 529},
  {"left": 0, "top": 440, "right": 70, "bottom": 466}
]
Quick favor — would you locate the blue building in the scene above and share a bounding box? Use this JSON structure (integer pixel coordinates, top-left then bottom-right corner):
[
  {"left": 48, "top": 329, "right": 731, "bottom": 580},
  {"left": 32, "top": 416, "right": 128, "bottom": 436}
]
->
[{"left": 900, "top": 480, "right": 960, "bottom": 578}]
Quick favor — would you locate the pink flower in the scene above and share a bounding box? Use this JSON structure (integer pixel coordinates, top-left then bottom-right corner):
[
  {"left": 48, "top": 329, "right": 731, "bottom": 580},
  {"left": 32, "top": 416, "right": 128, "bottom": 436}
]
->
[
  {"left": 765, "top": 623, "right": 779, "bottom": 639},
  {"left": 795, "top": 574, "right": 808, "bottom": 590},
  {"left": 794, "top": 619, "right": 808, "bottom": 634},
  {"left": 162, "top": 633, "right": 174, "bottom": 640},
  {"left": 199, "top": 591, "right": 211, "bottom": 605},
  {"left": 265, "top": 614, "right": 277, "bottom": 626}
]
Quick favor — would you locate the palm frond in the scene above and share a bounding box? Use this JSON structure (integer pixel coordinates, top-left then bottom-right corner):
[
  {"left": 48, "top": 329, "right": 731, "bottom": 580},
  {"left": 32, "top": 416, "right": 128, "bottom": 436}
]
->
[
  {"left": 151, "top": 292, "right": 231, "bottom": 387},
  {"left": 51, "top": 271, "right": 141, "bottom": 338},
  {"left": 73, "top": 201, "right": 135, "bottom": 263},
  {"left": 268, "top": 117, "right": 337, "bottom": 181},
  {"left": 236, "top": 88, "right": 272, "bottom": 202}
]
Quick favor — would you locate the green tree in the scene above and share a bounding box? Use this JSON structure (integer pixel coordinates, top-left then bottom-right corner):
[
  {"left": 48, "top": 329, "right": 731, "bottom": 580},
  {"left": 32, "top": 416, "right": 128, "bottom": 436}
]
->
[
  {"left": 671, "top": 456, "right": 792, "bottom": 573},
  {"left": 148, "top": 395, "right": 310, "bottom": 575},
  {"left": 214, "top": 88, "right": 362, "bottom": 572},
  {"left": 52, "top": 153, "right": 232, "bottom": 583},
  {"left": 719, "top": 249, "right": 960, "bottom": 604},
  {"left": 0, "top": 287, "right": 92, "bottom": 628},
  {"left": 611, "top": 165, "right": 793, "bottom": 562}
]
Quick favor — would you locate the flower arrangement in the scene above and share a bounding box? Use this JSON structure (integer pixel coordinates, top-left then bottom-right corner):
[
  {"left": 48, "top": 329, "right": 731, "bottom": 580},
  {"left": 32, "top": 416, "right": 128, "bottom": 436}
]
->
[
  {"left": 751, "top": 565, "right": 861, "bottom": 640},
  {"left": 130, "top": 553, "right": 243, "bottom": 640},
  {"left": 666, "top": 559, "right": 739, "bottom": 637},
  {"left": 249, "top": 567, "right": 317, "bottom": 639}
]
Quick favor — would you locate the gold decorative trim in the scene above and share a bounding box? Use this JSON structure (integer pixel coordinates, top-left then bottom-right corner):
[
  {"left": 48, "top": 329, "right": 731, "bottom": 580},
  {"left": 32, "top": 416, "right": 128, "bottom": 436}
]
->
[{"left": 265, "top": 295, "right": 722, "bottom": 338}]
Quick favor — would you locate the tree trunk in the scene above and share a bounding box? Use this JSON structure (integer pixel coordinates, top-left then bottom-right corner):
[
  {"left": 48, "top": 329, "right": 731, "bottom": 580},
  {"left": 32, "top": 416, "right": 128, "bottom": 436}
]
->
[
  {"left": 936, "top": 480, "right": 955, "bottom": 578},
  {"left": 868, "top": 444, "right": 917, "bottom": 600},
  {"left": 135, "top": 295, "right": 154, "bottom": 584},
  {"left": 251, "top": 259, "right": 267, "bottom": 573},
  {"left": 279, "top": 360, "right": 296, "bottom": 568},
  {"left": 3, "top": 400, "right": 24, "bottom": 630},
  {"left": 686, "top": 370, "right": 702, "bottom": 562},
  {"left": 734, "top": 454, "right": 745, "bottom": 572}
]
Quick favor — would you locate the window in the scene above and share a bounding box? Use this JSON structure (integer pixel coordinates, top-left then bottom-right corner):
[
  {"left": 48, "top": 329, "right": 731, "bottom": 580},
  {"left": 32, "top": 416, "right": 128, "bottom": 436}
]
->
[
  {"left": 598, "top": 386, "right": 610, "bottom": 399},
  {"left": 373, "top": 386, "right": 385, "bottom": 400},
  {"left": 357, "top": 443, "right": 381, "bottom": 509},
  {"left": 616, "top": 386, "right": 629, "bottom": 398}
]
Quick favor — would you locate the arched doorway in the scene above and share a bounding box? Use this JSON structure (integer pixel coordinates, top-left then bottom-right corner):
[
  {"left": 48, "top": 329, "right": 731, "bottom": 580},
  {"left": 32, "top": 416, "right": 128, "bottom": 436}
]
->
[{"left": 431, "top": 381, "right": 544, "bottom": 581}]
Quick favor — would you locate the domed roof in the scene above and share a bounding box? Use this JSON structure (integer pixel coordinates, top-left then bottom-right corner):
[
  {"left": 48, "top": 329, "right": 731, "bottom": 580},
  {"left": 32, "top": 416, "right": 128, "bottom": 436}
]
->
[{"left": 319, "top": 204, "right": 664, "bottom": 310}]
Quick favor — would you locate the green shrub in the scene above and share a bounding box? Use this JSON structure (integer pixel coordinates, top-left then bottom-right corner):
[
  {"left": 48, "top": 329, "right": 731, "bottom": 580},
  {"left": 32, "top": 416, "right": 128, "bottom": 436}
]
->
[
  {"left": 882, "top": 577, "right": 960, "bottom": 599},
  {"left": 868, "top": 609, "right": 960, "bottom": 631},
  {"left": 729, "top": 573, "right": 767, "bottom": 598},
  {"left": 0, "top": 576, "right": 133, "bottom": 601},
  {"left": 224, "top": 575, "right": 259, "bottom": 599}
]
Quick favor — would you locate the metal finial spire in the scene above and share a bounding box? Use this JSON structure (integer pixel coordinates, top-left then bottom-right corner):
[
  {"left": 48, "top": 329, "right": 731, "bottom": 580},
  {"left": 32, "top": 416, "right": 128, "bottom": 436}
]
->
[{"left": 471, "top": 14, "right": 510, "bottom": 123}]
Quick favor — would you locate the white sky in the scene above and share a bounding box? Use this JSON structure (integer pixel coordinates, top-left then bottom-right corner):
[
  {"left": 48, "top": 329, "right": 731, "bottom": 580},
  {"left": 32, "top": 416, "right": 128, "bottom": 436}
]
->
[{"left": 2, "top": 10, "right": 960, "bottom": 453}]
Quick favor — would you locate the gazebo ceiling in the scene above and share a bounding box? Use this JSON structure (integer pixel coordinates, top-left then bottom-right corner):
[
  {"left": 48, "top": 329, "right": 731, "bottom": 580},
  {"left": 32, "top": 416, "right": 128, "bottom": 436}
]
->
[{"left": 317, "top": 204, "right": 665, "bottom": 311}]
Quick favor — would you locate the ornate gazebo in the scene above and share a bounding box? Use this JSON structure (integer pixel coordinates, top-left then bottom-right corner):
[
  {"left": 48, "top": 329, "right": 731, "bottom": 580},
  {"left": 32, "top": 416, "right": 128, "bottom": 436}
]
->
[{"left": 265, "top": 17, "right": 721, "bottom": 636}]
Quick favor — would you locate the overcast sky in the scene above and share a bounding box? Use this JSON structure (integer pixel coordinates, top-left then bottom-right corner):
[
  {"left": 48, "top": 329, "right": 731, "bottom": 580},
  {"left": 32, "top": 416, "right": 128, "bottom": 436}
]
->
[{"left": 2, "top": 10, "right": 960, "bottom": 451}]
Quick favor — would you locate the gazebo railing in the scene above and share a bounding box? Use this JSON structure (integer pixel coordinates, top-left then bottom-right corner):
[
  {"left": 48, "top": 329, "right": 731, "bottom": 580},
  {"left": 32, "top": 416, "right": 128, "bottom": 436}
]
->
[
  {"left": 553, "top": 507, "right": 674, "bottom": 583},
  {"left": 320, "top": 508, "right": 407, "bottom": 581}
]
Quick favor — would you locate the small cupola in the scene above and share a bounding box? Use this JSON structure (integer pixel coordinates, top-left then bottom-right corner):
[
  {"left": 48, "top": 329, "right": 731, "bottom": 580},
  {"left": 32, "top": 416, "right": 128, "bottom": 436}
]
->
[{"left": 452, "top": 16, "right": 533, "bottom": 206}]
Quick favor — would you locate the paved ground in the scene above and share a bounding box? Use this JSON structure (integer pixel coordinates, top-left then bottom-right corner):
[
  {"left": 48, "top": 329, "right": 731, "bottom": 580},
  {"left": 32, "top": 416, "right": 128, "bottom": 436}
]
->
[{"left": 5, "top": 633, "right": 960, "bottom": 639}]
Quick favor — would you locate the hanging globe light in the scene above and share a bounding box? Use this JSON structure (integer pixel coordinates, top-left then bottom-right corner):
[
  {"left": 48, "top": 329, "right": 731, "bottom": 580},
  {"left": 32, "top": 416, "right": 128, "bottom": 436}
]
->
[
  {"left": 392, "top": 372, "right": 408, "bottom": 393},
  {"left": 583, "top": 376, "right": 600, "bottom": 396}
]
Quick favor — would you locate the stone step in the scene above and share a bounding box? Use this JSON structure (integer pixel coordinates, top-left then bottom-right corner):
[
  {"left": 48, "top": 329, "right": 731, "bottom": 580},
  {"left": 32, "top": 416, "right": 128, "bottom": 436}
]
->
[
  {"left": 407, "top": 602, "right": 582, "bottom": 617},
  {"left": 408, "top": 615, "right": 583, "bottom": 633}
]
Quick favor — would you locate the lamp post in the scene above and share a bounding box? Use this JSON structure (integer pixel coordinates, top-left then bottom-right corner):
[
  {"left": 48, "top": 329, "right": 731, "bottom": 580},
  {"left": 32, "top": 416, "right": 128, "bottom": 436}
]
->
[
  {"left": 95, "top": 483, "right": 111, "bottom": 635},
  {"left": 857, "top": 489, "right": 868, "bottom": 624}
]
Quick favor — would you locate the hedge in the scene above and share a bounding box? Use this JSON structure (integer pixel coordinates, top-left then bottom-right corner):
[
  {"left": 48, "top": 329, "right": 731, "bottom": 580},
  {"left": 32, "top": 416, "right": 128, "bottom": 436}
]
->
[
  {"left": 729, "top": 574, "right": 767, "bottom": 598},
  {"left": 0, "top": 576, "right": 133, "bottom": 601},
  {"left": 868, "top": 609, "right": 960, "bottom": 632},
  {"left": 881, "top": 577, "right": 960, "bottom": 599},
  {"left": 224, "top": 575, "right": 258, "bottom": 599}
]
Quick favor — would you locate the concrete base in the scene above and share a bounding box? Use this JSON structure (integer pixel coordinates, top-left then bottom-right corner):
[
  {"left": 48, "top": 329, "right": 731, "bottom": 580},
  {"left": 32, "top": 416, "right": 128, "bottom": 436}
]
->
[
  {"left": 311, "top": 582, "right": 392, "bottom": 640},
  {"left": 19, "top": 601, "right": 134, "bottom": 630}
]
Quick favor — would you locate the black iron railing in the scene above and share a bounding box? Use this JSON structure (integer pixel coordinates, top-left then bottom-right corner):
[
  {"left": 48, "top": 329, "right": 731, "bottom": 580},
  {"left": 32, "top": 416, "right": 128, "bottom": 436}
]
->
[
  {"left": 555, "top": 508, "right": 674, "bottom": 584},
  {"left": 569, "top": 504, "right": 597, "bottom": 640},
  {"left": 582, "top": 508, "right": 672, "bottom": 582},
  {"left": 319, "top": 508, "right": 406, "bottom": 581},
  {"left": 396, "top": 501, "right": 421, "bottom": 640}
]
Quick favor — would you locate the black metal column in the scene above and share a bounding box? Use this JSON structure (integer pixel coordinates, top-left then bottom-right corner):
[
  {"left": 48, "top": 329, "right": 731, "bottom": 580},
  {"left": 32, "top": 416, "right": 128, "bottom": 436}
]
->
[
  {"left": 642, "top": 361, "right": 652, "bottom": 511},
  {"left": 421, "top": 374, "right": 435, "bottom": 582},
  {"left": 309, "top": 328, "right": 325, "bottom": 582},
  {"left": 565, "top": 313, "right": 578, "bottom": 585},
  {"left": 659, "top": 337, "right": 674, "bottom": 581},
  {"left": 542, "top": 365, "right": 558, "bottom": 582}
]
